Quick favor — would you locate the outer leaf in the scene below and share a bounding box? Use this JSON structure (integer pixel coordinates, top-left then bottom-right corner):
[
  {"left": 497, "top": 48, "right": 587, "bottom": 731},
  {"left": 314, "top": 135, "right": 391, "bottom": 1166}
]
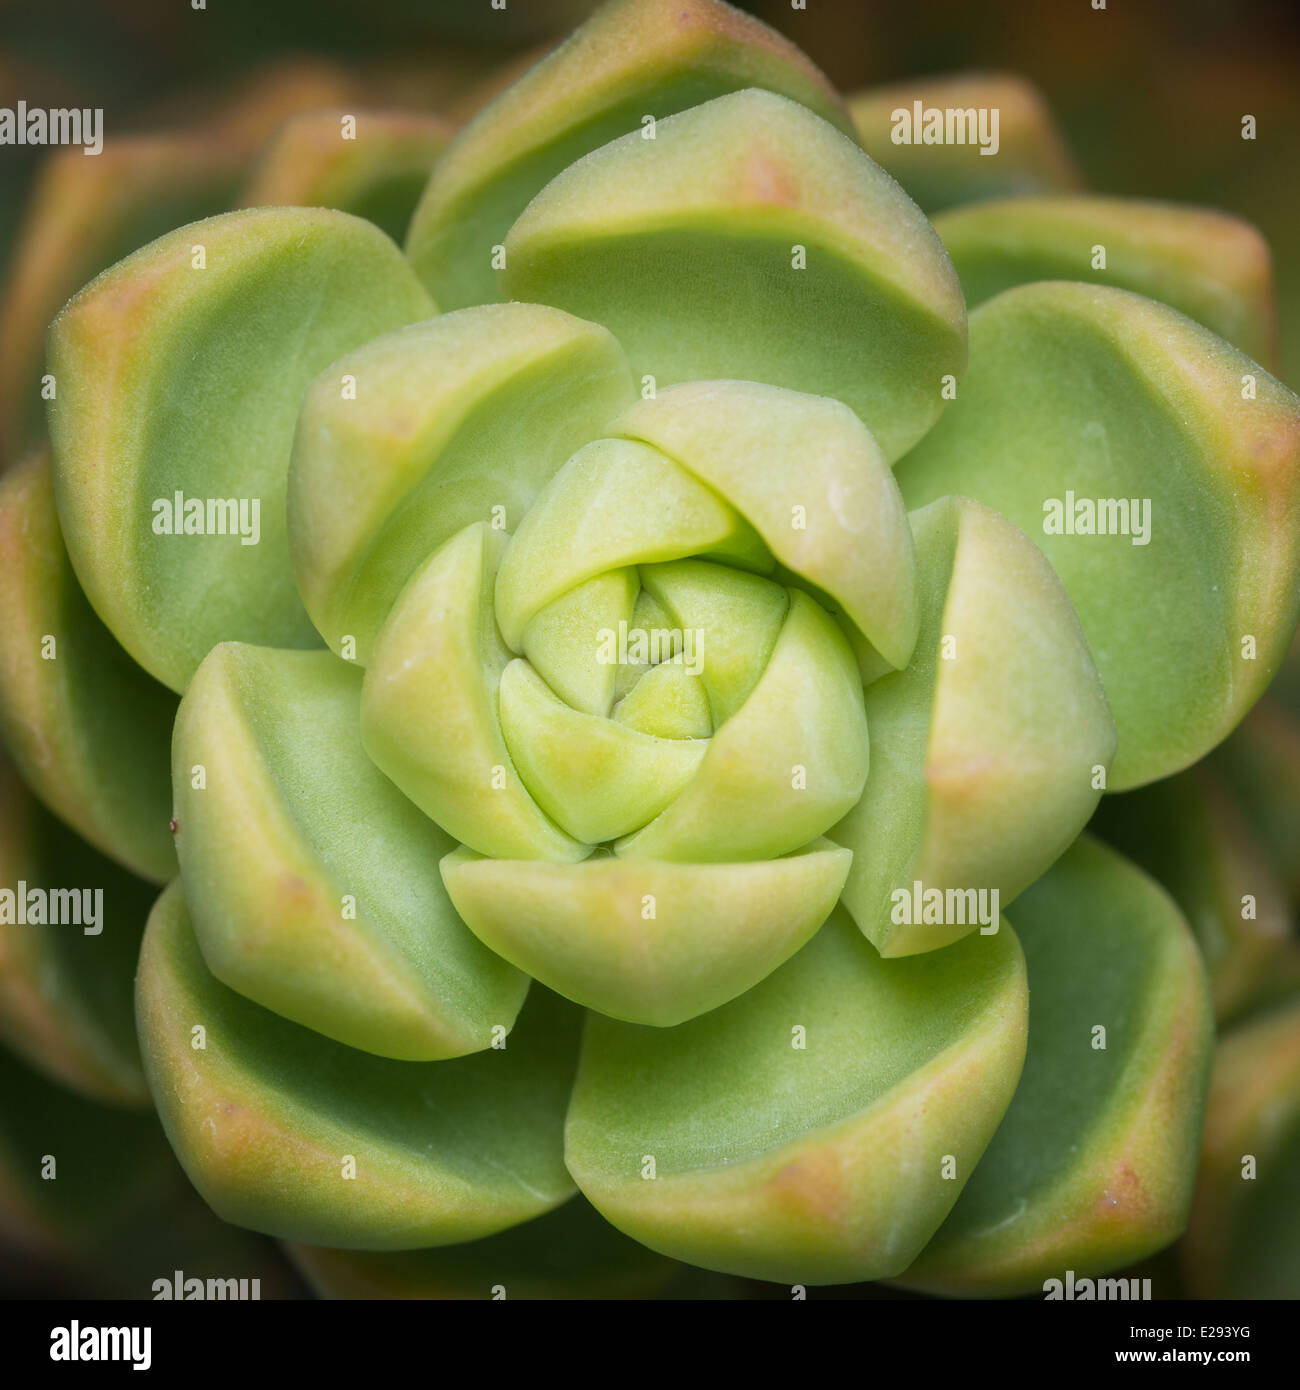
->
[
  {"left": 407, "top": 0, "right": 856, "bottom": 308},
  {"left": 47, "top": 207, "right": 434, "bottom": 693},
  {"left": 287, "top": 1196, "right": 679, "bottom": 1300},
  {"left": 502, "top": 88, "right": 967, "bottom": 462},
  {"left": 566, "top": 909, "right": 1027, "bottom": 1284},
  {"left": 833, "top": 496, "right": 1115, "bottom": 956},
  {"left": 237, "top": 108, "right": 452, "bottom": 243},
  {"left": 0, "top": 449, "right": 176, "bottom": 881},
  {"left": 1092, "top": 764, "right": 1291, "bottom": 1023},
  {"left": 0, "top": 59, "right": 359, "bottom": 466},
  {"left": 289, "top": 303, "right": 634, "bottom": 662},
  {"left": 441, "top": 840, "right": 850, "bottom": 1026},
  {"left": 136, "top": 881, "right": 580, "bottom": 1250},
  {"left": 848, "top": 73, "right": 1081, "bottom": 214},
  {"left": 898, "top": 281, "right": 1300, "bottom": 788},
  {"left": 898, "top": 835, "right": 1213, "bottom": 1297},
  {"left": 0, "top": 756, "right": 155, "bottom": 1106},
  {"left": 172, "top": 643, "right": 528, "bottom": 1061},
  {"left": 934, "top": 196, "right": 1277, "bottom": 366},
  {"left": 1180, "top": 999, "right": 1300, "bottom": 1298}
]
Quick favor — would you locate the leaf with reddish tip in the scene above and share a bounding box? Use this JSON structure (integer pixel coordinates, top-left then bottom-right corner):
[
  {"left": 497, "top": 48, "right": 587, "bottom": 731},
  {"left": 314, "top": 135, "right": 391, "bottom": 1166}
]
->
[
  {"left": 0, "top": 756, "right": 156, "bottom": 1107},
  {"left": 0, "top": 449, "right": 176, "bottom": 882},
  {"left": 832, "top": 496, "right": 1115, "bottom": 957},
  {"left": 934, "top": 196, "right": 1277, "bottom": 366},
  {"left": 502, "top": 88, "right": 966, "bottom": 462},
  {"left": 407, "top": 0, "right": 855, "bottom": 308},
  {"left": 0, "top": 59, "right": 359, "bottom": 468},
  {"left": 47, "top": 207, "right": 434, "bottom": 693},
  {"left": 897, "top": 835, "right": 1212, "bottom": 1298},
  {"left": 172, "top": 643, "right": 529, "bottom": 1061},
  {"left": 136, "top": 881, "right": 581, "bottom": 1250},
  {"left": 848, "top": 73, "right": 1081, "bottom": 215},
  {"left": 898, "top": 281, "right": 1300, "bottom": 789},
  {"left": 238, "top": 108, "right": 453, "bottom": 243},
  {"left": 566, "top": 909, "right": 1027, "bottom": 1284}
]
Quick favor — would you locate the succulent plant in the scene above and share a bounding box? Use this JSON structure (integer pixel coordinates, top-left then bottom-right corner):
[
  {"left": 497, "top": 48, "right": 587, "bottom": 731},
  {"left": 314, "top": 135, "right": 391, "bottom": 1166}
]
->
[{"left": 3, "top": 0, "right": 1300, "bottom": 1298}]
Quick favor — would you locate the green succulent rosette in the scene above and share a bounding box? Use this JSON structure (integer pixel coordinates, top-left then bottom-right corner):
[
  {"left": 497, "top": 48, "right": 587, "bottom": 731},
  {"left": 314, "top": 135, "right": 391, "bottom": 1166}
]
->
[{"left": 3, "top": 0, "right": 1300, "bottom": 1295}]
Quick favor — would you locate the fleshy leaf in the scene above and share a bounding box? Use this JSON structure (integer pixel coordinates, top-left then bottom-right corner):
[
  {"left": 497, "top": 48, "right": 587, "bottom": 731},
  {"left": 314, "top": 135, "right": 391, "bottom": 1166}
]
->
[
  {"left": 494, "top": 436, "right": 770, "bottom": 652},
  {"left": 172, "top": 643, "right": 529, "bottom": 1061},
  {"left": 0, "top": 134, "right": 240, "bottom": 468},
  {"left": 136, "top": 881, "right": 581, "bottom": 1249},
  {"left": 898, "top": 281, "right": 1300, "bottom": 788},
  {"left": 289, "top": 302, "right": 635, "bottom": 662},
  {"left": 237, "top": 108, "right": 452, "bottom": 243},
  {"left": 498, "top": 659, "right": 707, "bottom": 844},
  {"left": 611, "top": 654, "right": 712, "bottom": 739},
  {"left": 441, "top": 839, "right": 850, "bottom": 1026},
  {"left": 406, "top": 0, "right": 856, "bottom": 309},
  {"left": 1092, "top": 764, "right": 1291, "bottom": 1024},
  {"left": 0, "top": 59, "right": 360, "bottom": 466},
  {"left": 613, "top": 380, "right": 918, "bottom": 669},
  {"left": 565, "top": 908, "right": 1027, "bottom": 1284},
  {"left": 47, "top": 207, "right": 434, "bottom": 693},
  {"left": 636, "top": 560, "right": 787, "bottom": 726},
  {"left": 502, "top": 88, "right": 967, "bottom": 462},
  {"left": 361, "top": 523, "right": 585, "bottom": 861},
  {"left": 615, "top": 591, "right": 869, "bottom": 862},
  {"left": 0, "top": 449, "right": 176, "bottom": 881},
  {"left": 287, "top": 1195, "right": 679, "bottom": 1300},
  {"left": 934, "top": 196, "right": 1277, "bottom": 366},
  {"left": 848, "top": 73, "right": 1081, "bottom": 214},
  {"left": 522, "top": 569, "right": 639, "bottom": 718},
  {"left": 1181, "top": 998, "right": 1300, "bottom": 1298},
  {"left": 897, "top": 835, "right": 1213, "bottom": 1297},
  {"left": 0, "top": 756, "right": 155, "bottom": 1106},
  {"left": 833, "top": 496, "right": 1115, "bottom": 956}
]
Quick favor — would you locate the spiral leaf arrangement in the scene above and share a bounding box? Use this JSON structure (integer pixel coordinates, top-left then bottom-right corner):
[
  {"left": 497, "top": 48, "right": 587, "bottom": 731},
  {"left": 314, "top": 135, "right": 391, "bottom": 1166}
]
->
[{"left": 1, "top": 0, "right": 1299, "bottom": 1296}]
